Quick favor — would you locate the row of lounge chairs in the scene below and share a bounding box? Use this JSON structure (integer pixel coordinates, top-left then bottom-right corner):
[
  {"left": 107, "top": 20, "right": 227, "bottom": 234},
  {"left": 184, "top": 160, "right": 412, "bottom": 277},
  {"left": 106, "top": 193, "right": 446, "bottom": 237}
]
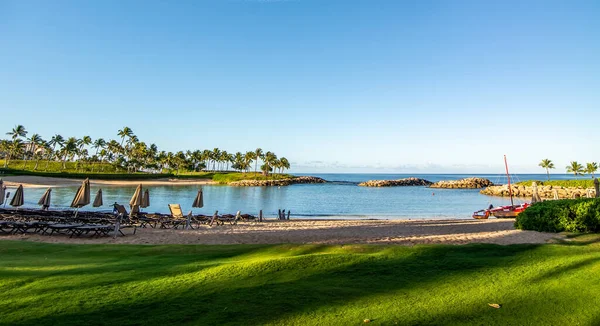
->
[{"left": 0, "top": 204, "right": 256, "bottom": 237}]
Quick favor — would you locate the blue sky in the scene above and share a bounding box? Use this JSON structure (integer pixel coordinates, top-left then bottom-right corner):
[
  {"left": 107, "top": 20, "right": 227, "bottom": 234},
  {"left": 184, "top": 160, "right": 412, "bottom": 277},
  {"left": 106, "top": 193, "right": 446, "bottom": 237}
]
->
[{"left": 1, "top": 0, "right": 599, "bottom": 173}]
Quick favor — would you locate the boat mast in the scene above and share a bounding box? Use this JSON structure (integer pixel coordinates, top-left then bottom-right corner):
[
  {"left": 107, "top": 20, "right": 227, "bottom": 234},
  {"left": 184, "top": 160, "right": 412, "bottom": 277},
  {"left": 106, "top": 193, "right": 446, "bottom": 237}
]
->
[{"left": 504, "top": 155, "right": 514, "bottom": 207}]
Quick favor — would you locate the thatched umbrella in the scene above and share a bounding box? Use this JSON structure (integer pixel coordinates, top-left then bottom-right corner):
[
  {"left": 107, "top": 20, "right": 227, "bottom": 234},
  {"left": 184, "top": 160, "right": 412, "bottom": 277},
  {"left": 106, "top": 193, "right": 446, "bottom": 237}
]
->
[
  {"left": 0, "top": 179, "right": 5, "bottom": 206},
  {"left": 141, "top": 189, "right": 150, "bottom": 209},
  {"left": 71, "top": 178, "right": 91, "bottom": 217},
  {"left": 93, "top": 189, "right": 103, "bottom": 207},
  {"left": 38, "top": 188, "right": 52, "bottom": 210},
  {"left": 10, "top": 184, "right": 24, "bottom": 208},
  {"left": 192, "top": 189, "right": 204, "bottom": 209},
  {"left": 531, "top": 182, "right": 542, "bottom": 204}
]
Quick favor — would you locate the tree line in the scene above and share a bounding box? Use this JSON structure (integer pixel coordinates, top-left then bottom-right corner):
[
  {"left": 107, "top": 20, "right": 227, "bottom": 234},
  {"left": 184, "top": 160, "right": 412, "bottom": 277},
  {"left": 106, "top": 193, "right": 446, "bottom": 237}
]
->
[
  {"left": 0, "top": 125, "right": 290, "bottom": 175},
  {"left": 539, "top": 159, "right": 598, "bottom": 180}
]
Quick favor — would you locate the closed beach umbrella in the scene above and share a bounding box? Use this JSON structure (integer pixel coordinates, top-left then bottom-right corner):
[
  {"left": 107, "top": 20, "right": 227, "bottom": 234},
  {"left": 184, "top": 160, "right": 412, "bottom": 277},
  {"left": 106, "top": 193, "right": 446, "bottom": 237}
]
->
[
  {"left": 531, "top": 182, "right": 541, "bottom": 204},
  {"left": 93, "top": 189, "right": 103, "bottom": 207},
  {"left": 71, "top": 178, "right": 91, "bottom": 208},
  {"left": 0, "top": 179, "right": 5, "bottom": 206},
  {"left": 38, "top": 188, "right": 52, "bottom": 209},
  {"left": 129, "top": 184, "right": 143, "bottom": 209},
  {"left": 141, "top": 189, "right": 150, "bottom": 208},
  {"left": 10, "top": 185, "right": 24, "bottom": 208},
  {"left": 192, "top": 189, "right": 204, "bottom": 208}
]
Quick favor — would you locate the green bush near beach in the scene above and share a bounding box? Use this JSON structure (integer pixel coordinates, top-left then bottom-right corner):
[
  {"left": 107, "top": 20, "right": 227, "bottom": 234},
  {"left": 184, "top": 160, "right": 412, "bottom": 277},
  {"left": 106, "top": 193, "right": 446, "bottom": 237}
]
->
[
  {"left": 515, "top": 198, "right": 600, "bottom": 233},
  {"left": 516, "top": 179, "right": 596, "bottom": 188},
  {"left": 2, "top": 240, "right": 600, "bottom": 325}
]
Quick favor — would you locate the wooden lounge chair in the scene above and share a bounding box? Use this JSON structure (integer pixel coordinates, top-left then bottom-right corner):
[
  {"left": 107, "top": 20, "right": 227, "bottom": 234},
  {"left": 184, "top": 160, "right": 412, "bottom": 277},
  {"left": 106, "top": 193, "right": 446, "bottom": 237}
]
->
[{"left": 164, "top": 204, "right": 192, "bottom": 229}]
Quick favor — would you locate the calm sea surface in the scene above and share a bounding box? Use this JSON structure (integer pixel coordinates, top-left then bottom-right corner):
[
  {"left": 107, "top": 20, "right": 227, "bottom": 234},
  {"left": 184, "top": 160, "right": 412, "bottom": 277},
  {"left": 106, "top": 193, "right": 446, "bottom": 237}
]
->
[{"left": 3, "top": 174, "right": 581, "bottom": 219}]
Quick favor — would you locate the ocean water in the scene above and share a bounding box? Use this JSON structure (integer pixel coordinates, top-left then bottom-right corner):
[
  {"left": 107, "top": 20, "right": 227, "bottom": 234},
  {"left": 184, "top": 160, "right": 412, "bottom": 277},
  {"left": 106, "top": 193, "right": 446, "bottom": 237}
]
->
[{"left": 2, "top": 174, "right": 582, "bottom": 219}]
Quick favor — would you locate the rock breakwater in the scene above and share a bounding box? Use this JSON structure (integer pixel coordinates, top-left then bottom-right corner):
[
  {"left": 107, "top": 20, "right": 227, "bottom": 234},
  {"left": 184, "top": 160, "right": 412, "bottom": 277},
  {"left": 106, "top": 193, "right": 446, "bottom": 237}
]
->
[
  {"left": 358, "top": 177, "right": 433, "bottom": 187},
  {"left": 480, "top": 184, "right": 596, "bottom": 199},
  {"left": 229, "top": 176, "right": 326, "bottom": 187},
  {"left": 430, "top": 177, "right": 494, "bottom": 189}
]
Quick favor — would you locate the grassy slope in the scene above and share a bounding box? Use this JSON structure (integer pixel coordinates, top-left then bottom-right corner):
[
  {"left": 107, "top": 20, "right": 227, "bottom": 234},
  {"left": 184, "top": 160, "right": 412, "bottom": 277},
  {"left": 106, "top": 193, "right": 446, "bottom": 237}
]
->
[
  {"left": 2, "top": 238, "right": 600, "bottom": 325},
  {"left": 0, "top": 161, "right": 295, "bottom": 183}
]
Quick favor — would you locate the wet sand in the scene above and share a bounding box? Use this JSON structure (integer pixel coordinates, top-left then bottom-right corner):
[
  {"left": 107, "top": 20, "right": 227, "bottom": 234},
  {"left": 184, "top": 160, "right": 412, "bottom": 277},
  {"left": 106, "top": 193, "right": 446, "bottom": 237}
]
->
[{"left": 1, "top": 219, "right": 562, "bottom": 246}]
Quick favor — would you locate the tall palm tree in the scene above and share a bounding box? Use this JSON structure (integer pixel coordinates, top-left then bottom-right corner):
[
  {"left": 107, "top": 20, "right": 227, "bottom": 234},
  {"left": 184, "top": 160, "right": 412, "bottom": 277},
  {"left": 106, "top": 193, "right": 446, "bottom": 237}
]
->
[
  {"left": 23, "top": 133, "right": 43, "bottom": 169},
  {"left": 5, "top": 125, "right": 27, "bottom": 167},
  {"left": 263, "top": 151, "right": 277, "bottom": 177},
  {"left": 5, "top": 139, "right": 24, "bottom": 167},
  {"left": 566, "top": 161, "right": 584, "bottom": 178},
  {"left": 280, "top": 157, "right": 290, "bottom": 174},
  {"left": 254, "top": 148, "right": 263, "bottom": 176},
  {"left": 117, "top": 127, "right": 133, "bottom": 147},
  {"left": 61, "top": 137, "right": 78, "bottom": 170},
  {"left": 6, "top": 125, "right": 27, "bottom": 140},
  {"left": 244, "top": 151, "right": 255, "bottom": 173},
  {"left": 0, "top": 140, "right": 10, "bottom": 167},
  {"left": 45, "top": 134, "right": 64, "bottom": 171},
  {"left": 212, "top": 148, "right": 221, "bottom": 171},
  {"left": 91, "top": 138, "right": 106, "bottom": 172},
  {"left": 538, "top": 159, "right": 555, "bottom": 181},
  {"left": 585, "top": 162, "right": 598, "bottom": 179},
  {"left": 33, "top": 141, "right": 49, "bottom": 170}
]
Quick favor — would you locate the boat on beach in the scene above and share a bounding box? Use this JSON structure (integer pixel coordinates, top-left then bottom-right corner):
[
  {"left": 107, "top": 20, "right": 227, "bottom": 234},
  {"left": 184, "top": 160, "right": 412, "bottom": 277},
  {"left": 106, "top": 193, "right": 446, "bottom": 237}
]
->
[{"left": 473, "top": 155, "right": 530, "bottom": 219}]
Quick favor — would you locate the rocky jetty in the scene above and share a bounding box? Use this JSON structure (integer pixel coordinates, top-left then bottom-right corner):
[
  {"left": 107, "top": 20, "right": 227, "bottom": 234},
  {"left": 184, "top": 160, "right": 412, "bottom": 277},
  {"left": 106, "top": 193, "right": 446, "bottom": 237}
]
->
[
  {"left": 229, "top": 176, "right": 326, "bottom": 187},
  {"left": 430, "top": 177, "right": 494, "bottom": 189},
  {"left": 480, "top": 184, "right": 596, "bottom": 199},
  {"left": 358, "top": 177, "right": 433, "bottom": 187}
]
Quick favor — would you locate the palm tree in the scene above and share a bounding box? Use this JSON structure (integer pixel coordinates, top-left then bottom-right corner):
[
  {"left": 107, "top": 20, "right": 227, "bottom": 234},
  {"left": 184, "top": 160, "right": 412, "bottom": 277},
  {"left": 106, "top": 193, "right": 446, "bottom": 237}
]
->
[
  {"left": 280, "top": 157, "right": 290, "bottom": 174},
  {"left": 244, "top": 151, "right": 255, "bottom": 173},
  {"left": 538, "top": 159, "right": 555, "bottom": 181},
  {"left": 45, "top": 134, "right": 64, "bottom": 171},
  {"left": 212, "top": 148, "right": 221, "bottom": 171},
  {"left": 33, "top": 142, "right": 49, "bottom": 170},
  {"left": 585, "top": 162, "right": 598, "bottom": 179},
  {"left": 6, "top": 125, "right": 27, "bottom": 140},
  {"left": 566, "top": 161, "right": 584, "bottom": 178},
  {"left": 254, "top": 148, "right": 263, "bottom": 176},
  {"left": 0, "top": 140, "right": 10, "bottom": 167},
  {"left": 6, "top": 139, "right": 24, "bottom": 167},
  {"left": 5, "top": 125, "right": 27, "bottom": 167},
  {"left": 117, "top": 127, "right": 133, "bottom": 147},
  {"left": 61, "top": 137, "right": 78, "bottom": 170},
  {"left": 23, "top": 133, "right": 43, "bottom": 169},
  {"left": 91, "top": 138, "right": 106, "bottom": 172},
  {"left": 263, "top": 151, "right": 277, "bottom": 177}
]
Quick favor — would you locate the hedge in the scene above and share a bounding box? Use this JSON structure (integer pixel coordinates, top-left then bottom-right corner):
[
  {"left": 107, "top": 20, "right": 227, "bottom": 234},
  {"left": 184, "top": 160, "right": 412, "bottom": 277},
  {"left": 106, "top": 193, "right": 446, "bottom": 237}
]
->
[{"left": 515, "top": 198, "right": 600, "bottom": 233}]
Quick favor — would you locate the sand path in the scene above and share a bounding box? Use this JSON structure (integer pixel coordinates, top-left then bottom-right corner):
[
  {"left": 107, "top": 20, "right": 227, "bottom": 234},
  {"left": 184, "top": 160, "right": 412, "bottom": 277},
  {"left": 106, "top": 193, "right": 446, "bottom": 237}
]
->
[
  {"left": 2, "top": 219, "right": 562, "bottom": 246},
  {"left": 1, "top": 175, "right": 216, "bottom": 188}
]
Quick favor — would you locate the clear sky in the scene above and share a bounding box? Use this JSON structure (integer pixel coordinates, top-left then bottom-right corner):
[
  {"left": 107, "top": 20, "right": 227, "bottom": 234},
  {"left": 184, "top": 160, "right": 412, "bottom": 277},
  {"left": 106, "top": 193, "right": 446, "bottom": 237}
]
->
[{"left": 1, "top": 0, "right": 599, "bottom": 173}]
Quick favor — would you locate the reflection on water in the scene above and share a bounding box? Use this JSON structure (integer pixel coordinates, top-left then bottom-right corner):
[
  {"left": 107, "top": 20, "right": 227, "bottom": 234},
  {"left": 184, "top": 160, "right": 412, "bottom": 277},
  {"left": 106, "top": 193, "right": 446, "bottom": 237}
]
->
[{"left": 4, "top": 173, "right": 566, "bottom": 219}]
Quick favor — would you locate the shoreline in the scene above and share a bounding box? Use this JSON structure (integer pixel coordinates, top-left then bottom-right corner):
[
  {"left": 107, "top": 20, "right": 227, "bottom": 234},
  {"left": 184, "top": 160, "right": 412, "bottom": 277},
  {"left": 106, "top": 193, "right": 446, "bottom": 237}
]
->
[
  {"left": 1, "top": 175, "right": 217, "bottom": 188},
  {"left": 0, "top": 219, "right": 562, "bottom": 246}
]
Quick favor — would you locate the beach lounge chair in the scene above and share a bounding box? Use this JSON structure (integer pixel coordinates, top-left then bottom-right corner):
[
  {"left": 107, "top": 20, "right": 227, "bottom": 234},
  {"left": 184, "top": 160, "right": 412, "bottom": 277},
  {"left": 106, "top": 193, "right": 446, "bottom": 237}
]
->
[
  {"left": 164, "top": 204, "right": 192, "bottom": 229},
  {"left": 112, "top": 204, "right": 138, "bottom": 236}
]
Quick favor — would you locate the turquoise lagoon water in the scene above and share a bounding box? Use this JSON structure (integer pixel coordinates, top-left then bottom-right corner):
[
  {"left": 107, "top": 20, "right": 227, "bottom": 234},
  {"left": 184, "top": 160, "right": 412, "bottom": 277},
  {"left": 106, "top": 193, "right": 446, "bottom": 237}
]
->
[{"left": 3, "top": 174, "right": 579, "bottom": 219}]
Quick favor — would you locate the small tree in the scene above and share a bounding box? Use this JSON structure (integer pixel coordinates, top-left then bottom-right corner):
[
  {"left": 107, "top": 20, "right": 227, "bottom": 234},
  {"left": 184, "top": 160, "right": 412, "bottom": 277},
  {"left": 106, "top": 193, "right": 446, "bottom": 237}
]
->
[{"left": 585, "top": 162, "right": 598, "bottom": 179}]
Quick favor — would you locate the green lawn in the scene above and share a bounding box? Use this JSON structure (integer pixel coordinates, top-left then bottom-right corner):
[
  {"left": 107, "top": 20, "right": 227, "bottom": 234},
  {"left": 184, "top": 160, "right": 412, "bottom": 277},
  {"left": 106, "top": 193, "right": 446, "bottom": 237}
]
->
[{"left": 1, "top": 238, "right": 600, "bottom": 325}]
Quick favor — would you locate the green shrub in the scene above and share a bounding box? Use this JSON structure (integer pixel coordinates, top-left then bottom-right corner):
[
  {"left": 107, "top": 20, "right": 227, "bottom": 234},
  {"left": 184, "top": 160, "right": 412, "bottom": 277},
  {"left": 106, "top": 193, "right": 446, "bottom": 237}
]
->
[
  {"left": 515, "top": 198, "right": 600, "bottom": 233},
  {"left": 516, "top": 180, "right": 595, "bottom": 188}
]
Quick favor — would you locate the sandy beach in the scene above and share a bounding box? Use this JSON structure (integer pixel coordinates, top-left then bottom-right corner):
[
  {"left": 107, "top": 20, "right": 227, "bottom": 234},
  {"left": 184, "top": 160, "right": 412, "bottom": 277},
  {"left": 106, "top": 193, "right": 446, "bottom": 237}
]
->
[
  {"left": 1, "top": 175, "right": 217, "bottom": 188},
  {"left": 1, "top": 219, "right": 562, "bottom": 246}
]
